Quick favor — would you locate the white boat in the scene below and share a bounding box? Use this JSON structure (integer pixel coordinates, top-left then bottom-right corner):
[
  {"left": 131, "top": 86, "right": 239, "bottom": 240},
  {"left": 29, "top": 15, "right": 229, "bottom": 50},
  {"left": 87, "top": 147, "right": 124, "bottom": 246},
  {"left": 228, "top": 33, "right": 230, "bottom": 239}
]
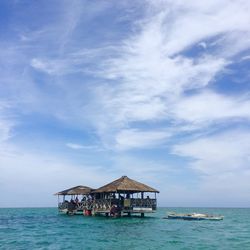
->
[{"left": 165, "top": 212, "right": 224, "bottom": 221}]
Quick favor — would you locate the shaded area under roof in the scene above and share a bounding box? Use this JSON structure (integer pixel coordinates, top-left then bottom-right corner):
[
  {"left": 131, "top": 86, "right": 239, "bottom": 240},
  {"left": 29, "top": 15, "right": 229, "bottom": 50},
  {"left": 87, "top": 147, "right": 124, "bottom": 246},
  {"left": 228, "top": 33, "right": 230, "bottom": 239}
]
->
[
  {"left": 93, "top": 176, "right": 159, "bottom": 193},
  {"left": 55, "top": 185, "right": 94, "bottom": 195}
]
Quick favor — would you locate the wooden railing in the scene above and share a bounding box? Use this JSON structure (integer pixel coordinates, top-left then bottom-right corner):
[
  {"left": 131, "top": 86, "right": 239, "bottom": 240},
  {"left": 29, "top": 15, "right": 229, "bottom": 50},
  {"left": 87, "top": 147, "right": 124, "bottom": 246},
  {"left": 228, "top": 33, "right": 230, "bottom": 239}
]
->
[
  {"left": 59, "top": 202, "right": 77, "bottom": 211},
  {"left": 129, "top": 198, "right": 157, "bottom": 210},
  {"left": 92, "top": 199, "right": 117, "bottom": 211},
  {"left": 59, "top": 198, "right": 157, "bottom": 212},
  {"left": 92, "top": 198, "right": 157, "bottom": 212},
  {"left": 58, "top": 200, "right": 93, "bottom": 211}
]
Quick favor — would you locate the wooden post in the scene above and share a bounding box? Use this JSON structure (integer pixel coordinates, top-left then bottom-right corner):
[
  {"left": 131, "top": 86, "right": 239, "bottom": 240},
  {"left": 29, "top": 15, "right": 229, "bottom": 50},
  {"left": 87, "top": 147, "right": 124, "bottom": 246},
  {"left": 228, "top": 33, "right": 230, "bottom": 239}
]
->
[{"left": 141, "top": 213, "right": 144, "bottom": 218}]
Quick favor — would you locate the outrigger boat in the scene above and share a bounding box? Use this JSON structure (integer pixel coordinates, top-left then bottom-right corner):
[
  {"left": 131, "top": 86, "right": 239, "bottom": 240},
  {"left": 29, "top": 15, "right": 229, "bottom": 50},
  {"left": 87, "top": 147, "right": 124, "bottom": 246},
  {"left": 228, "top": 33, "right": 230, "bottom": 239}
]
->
[{"left": 165, "top": 212, "right": 224, "bottom": 221}]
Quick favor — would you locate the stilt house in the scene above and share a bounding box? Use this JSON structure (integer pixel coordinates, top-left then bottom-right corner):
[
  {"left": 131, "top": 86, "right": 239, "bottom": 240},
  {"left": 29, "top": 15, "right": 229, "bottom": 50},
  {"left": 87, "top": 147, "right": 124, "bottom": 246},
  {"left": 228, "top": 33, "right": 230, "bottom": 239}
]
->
[
  {"left": 56, "top": 176, "right": 159, "bottom": 217},
  {"left": 92, "top": 176, "right": 159, "bottom": 217}
]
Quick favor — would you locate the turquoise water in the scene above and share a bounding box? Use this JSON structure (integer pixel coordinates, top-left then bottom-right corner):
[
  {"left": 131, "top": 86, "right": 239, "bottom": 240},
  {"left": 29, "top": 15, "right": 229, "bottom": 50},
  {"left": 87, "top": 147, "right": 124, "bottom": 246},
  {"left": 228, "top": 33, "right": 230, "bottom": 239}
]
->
[{"left": 0, "top": 208, "right": 250, "bottom": 249}]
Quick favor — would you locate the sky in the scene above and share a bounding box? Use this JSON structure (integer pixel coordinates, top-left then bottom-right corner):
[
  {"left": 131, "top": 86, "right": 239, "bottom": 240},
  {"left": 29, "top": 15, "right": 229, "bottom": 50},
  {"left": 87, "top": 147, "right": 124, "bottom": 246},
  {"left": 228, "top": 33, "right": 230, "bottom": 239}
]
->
[{"left": 0, "top": 0, "right": 250, "bottom": 208}]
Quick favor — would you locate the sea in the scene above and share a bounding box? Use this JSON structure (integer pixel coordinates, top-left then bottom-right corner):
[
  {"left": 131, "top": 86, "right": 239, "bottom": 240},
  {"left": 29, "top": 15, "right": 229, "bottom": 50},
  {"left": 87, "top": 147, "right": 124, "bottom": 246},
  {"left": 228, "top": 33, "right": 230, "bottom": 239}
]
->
[{"left": 0, "top": 207, "right": 249, "bottom": 250}]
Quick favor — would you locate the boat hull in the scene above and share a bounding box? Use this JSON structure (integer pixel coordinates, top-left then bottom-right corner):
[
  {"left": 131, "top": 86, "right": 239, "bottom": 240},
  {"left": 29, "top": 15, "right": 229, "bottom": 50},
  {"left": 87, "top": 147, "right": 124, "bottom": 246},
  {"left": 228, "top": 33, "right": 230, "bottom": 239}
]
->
[{"left": 166, "top": 213, "right": 224, "bottom": 221}]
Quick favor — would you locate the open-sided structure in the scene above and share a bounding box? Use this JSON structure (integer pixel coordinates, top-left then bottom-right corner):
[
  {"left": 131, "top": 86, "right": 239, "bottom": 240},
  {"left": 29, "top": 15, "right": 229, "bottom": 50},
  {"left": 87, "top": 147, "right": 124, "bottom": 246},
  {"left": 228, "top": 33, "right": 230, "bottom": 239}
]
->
[
  {"left": 55, "top": 176, "right": 159, "bottom": 217},
  {"left": 56, "top": 185, "right": 94, "bottom": 214},
  {"left": 92, "top": 176, "right": 159, "bottom": 217}
]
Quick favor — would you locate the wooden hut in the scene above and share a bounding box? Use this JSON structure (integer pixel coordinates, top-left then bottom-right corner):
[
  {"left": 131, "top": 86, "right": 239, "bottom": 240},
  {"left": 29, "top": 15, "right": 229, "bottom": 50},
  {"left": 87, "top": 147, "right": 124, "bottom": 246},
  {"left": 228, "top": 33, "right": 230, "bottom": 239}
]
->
[
  {"left": 92, "top": 176, "right": 159, "bottom": 217},
  {"left": 55, "top": 185, "right": 94, "bottom": 215}
]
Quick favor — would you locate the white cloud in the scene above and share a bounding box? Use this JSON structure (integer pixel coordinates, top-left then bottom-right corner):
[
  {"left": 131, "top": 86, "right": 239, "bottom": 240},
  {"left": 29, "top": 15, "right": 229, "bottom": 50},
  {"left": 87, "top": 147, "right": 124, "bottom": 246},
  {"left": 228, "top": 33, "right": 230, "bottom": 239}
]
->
[
  {"left": 147, "top": 0, "right": 250, "bottom": 56},
  {"left": 115, "top": 129, "right": 170, "bottom": 150},
  {"left": 0, "top": 120, "right": 12, "bottom": 142},
  {"left": 171, "top": 129, "right": 250, "bottom": 205},
  {"left": 3, "top": 0, "right": 250, "bottom": 153},
  {"left": 66, "top": 142, "right": 101, "bottom": 151},
  {"left": 0, "top": 101, "right": 15, "bottom": 143},
  {"left": 173, "top": 130, "right": 250, "bottom": 175},
  {"left": 85, "top": 0, "right": 250, "bottom": 150},
  {"left": 172, "top": 91, "right": 250, "bottom": 125},
  {"left": 241, "top": 55, "right": 250, "bottom": 61},
  {"left": 198, "top": 42, "right": 207, "bottom": 49},
  {"left": 110, "top": 155, "right": 170, "bottom": 188},
  {"left": 30, "top": 57, "right": 88, "bottom": 76},
  {"left": 1, "top": 1, "right": 250, "bottom": 208},
  {"left": 0, "top": 144, "right": 111, "bottom": 207},
  {"left": 66, "top": 143, "right": 85, "bottom": 150},
  {"left": 31, "top": 58, "right": 59, "bottom": 75}
]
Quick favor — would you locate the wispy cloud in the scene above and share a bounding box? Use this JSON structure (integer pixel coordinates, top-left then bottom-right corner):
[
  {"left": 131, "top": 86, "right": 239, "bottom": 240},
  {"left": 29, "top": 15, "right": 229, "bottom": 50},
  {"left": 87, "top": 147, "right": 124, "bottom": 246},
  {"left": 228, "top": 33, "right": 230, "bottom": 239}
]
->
[
  {"left": 115, "top": 129, "right": 170, "bottom": 150},
  {"left": 85, "top": 0, "right": 250, "bottom": 150},
  {"left": 172, "top": 91, "right": 250, "bottom": 125},
  {"left": 5, "top": 0, "right": 250, "bottom": 151},
  {"left": 1, "top": 1, "right": 250, "bottom": 206},
  {"left": 66, "top": 142, "right": 101, "bottom": 151},
  {"left": 0, "top": 101, "right": 15, "bottom": 143},
  {"left": 66, "top": 143, "right": 86, "bottom": 150},
  {"left": 2, "top": 1, "right": 250, "bottom": 151},
  {"left": 172, "top": 129, "right": 250, "bottom": 204},
  {"left": 0, "top": 143, "right": 111, "bottom": 207},
  {"left": 198, "top": 42, "right": 207, "bottom": 49},
  {"left": 173, "top": 129, "right": 250, "bottom": 175},
  {"left": 241, "top": 55, "right": 250, "bottom": 61}
]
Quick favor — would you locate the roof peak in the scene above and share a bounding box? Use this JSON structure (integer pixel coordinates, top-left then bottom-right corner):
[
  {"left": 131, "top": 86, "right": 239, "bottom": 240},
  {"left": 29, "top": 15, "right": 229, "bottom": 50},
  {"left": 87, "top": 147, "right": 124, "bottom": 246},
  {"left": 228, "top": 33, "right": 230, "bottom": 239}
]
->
[{"left": 93, "top": 175, "right": 159, "bottom": 193}]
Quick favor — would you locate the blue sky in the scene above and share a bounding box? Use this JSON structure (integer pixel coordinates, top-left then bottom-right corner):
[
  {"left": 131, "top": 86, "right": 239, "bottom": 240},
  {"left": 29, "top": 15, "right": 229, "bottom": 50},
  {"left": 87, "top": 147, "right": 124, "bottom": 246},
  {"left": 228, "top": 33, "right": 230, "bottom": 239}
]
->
[{"left": 1, "top": 0, "right": 250, "bottom": 207}]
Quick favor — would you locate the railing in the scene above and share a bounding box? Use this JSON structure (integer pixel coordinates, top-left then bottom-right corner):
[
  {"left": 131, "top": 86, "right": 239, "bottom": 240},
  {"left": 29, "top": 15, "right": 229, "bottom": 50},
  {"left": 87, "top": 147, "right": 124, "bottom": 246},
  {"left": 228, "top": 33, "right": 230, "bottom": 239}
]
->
[
  {"left": 59, "top": 202, "right": 77, "bottom": 211},
  {"left": 92, "top": 198, "right": 157, "bottom": 212},
  {"left": 77, "top": 200, "right": 94, "bottom": 210},
  {"left": 58, "top": 200, "right": 94, "bottom": 211},
  {"left": 92, "top": 199, "right": 117, "bottom": 211},
  {"left": 59, "top": 198, "right": 157, "bottom": 212},
  {"left": 129, "top": 198, "right": 157, "bottom": 210}
]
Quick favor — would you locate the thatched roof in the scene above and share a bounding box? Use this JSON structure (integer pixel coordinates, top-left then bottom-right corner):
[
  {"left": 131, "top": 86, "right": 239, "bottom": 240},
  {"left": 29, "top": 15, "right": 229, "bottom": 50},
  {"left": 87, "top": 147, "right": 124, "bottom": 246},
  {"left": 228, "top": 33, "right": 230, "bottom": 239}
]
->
[
  {"left": 93, "top": 176, "right": 159, "bottom": 193},
  {"left": 55, "top": 185, "right": 94, "bottom": 195}
]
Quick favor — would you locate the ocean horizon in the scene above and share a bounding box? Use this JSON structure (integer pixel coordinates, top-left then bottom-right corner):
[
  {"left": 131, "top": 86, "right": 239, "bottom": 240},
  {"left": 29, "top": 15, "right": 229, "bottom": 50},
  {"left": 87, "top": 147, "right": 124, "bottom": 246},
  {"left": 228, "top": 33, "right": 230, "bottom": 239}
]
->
[
  {"left": 1, "top": 207, "right": 249, "bottom": 249},
  {"left": 1, "top": 206, "right": 250, "bottom": 209}
]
